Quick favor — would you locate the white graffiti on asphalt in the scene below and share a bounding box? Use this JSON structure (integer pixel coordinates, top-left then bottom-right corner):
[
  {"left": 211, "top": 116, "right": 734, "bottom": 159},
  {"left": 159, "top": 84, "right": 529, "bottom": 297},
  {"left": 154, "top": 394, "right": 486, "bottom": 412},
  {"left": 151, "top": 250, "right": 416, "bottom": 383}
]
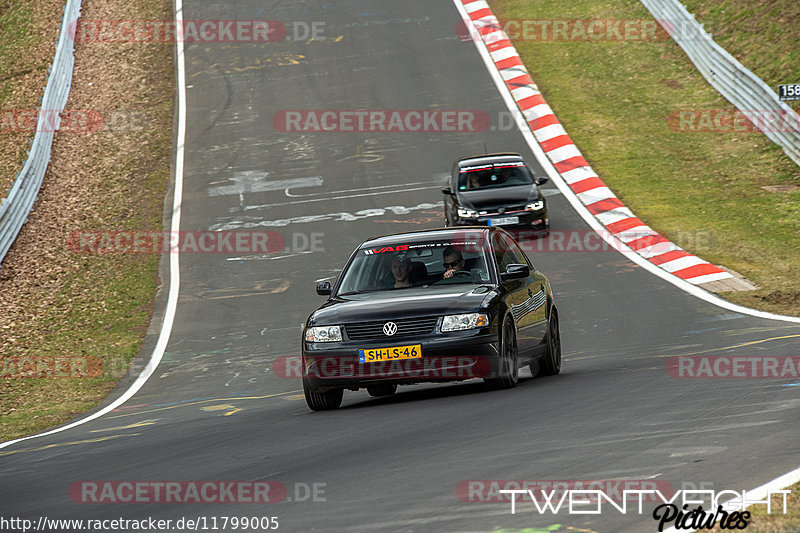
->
[{"left": 210, "top": 202, "right": 443, "bottom": 230}]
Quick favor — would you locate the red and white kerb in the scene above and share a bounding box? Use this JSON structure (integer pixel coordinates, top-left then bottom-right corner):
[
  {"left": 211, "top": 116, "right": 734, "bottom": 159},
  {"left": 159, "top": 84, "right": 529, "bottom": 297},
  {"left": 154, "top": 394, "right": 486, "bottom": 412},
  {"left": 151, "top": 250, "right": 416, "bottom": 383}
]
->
[{"left": 460, "top": 0, "right": 732, "bottom": 285}]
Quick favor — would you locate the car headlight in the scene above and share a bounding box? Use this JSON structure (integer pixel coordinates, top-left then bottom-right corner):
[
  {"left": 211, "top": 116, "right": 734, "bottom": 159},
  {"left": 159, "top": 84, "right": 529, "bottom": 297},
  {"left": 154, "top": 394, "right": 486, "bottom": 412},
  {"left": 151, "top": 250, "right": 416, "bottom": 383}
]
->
[
  {"left": 304, "top": 325, "right": 342, "bottom": 342},
  {"left": 441, "top": 313, "right": 489, "bottom": 332},
  {"left": 457, "top": 207, "right": 480, "bottom": 219},
  {"left": 526, "top": 201, "right": 544, "bottom": 211}
]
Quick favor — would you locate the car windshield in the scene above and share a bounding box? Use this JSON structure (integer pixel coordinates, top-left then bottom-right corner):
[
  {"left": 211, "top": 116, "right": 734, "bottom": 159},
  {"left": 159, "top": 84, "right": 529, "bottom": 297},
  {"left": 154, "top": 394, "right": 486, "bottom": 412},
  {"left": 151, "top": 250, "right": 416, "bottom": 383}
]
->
[
  {"left": 458, "top": 162, "right": 534, "bottom": 191},
  {"left": 336, "top": 237, "right": 493, "bottom": 295}
]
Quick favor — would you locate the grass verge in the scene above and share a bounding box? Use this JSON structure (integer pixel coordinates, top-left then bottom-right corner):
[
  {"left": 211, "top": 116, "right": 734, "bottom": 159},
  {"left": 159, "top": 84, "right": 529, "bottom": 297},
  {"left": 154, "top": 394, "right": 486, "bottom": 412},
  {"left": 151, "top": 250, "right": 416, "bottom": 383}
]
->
[
  {"left": 492, "top": 0, "right": 800, "bottom": 316},
  {"left": 709, "top": 481, "right": 800, "bottom": 532},
  {"left": 0, "top": 0, "right": 173, "bottom": 441}
]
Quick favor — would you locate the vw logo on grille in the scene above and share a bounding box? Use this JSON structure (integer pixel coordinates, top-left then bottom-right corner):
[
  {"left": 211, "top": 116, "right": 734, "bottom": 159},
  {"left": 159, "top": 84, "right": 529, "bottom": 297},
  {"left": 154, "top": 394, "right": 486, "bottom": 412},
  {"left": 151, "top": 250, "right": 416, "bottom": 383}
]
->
[{"left": 383, "top": 322, "right": 398, "bottom": 336}]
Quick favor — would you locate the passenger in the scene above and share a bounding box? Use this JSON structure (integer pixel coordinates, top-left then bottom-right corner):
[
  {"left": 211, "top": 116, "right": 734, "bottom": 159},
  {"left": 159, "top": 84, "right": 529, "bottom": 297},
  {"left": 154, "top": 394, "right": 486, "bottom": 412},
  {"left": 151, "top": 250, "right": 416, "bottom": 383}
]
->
[{"left": 390, "top": 256, "right": 413, "bottom": 288}]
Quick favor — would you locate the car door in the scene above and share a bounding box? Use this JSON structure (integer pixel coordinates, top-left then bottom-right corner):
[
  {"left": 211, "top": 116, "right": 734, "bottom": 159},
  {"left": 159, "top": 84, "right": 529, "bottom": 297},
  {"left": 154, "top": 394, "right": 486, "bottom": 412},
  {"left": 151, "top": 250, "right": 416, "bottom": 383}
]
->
[
  {"left": 515, "top": 238, "right": 549, "bottom": 348},
  {"left": 493, "top": 232, "right": 547, "bottom": 357},
  {"left": 443, "top": 163, "right": 459, "bottom": 224}
]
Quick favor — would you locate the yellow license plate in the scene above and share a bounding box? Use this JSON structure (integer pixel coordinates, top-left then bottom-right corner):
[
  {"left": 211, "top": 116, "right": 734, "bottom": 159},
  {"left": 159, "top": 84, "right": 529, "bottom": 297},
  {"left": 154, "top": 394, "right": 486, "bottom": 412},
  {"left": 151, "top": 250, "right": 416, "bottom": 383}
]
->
[{"left": 358, "top": 344, "right": 422, "bottom": 363}]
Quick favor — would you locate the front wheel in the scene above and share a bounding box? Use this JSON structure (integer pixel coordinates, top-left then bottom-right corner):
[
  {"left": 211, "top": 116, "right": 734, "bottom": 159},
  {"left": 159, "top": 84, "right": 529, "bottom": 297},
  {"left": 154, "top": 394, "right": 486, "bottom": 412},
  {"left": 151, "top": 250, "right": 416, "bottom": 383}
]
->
[
  {"left": 303, "top": 378, "right": 344, "bottom": 410},
  {"left": 485, "top": 317, "right": 518, "bottom": 389},
  {"left": 540, "top": 309, "right": 561, "bottom": 376}
]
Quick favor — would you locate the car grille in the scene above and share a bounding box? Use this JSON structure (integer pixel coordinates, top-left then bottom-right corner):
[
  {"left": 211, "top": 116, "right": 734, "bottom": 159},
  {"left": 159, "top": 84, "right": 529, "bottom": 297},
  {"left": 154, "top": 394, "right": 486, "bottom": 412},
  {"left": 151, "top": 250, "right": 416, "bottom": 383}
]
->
[
  {"left": 480, "top": 204, "right": 529, "bottom": 216},
  {"left": 344, "top": 316, "right": 439, "bottom": 340}
]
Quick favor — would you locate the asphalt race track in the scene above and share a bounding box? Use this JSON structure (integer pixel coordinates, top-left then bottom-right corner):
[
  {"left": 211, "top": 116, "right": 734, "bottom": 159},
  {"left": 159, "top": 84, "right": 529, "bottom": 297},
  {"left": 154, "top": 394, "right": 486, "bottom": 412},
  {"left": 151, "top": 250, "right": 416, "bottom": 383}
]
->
[{"left": 2, "top": 1, "right": 800, "bottom": 532}]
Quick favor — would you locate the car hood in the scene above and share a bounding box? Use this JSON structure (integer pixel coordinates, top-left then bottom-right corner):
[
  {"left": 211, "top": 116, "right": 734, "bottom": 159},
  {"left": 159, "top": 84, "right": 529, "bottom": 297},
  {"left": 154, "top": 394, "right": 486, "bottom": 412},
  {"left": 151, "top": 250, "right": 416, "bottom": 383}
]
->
[
  {"left": 309, "top": 285, "right": 495, "bottom": 325},
  {"left": 457, "top": 184, "right": 541, "bottom": 210}
]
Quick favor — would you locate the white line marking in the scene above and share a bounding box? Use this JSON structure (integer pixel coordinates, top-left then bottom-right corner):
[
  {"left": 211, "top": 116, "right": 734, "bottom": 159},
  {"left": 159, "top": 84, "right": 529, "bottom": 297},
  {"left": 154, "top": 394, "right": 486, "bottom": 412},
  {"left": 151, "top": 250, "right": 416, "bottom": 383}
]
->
[
  {"left": 226, "top": 251, "right": 314, "bottom": 261},
  {"left": 576, "top": 186, "right": 617, "bottom": 205},
  {"left": 594, "top": 207, "right": 636, "bottom": 226},
  {"left": 239, "top": 186, "right": 441, "bottom": 211},
  {"left": 685, "top": 271, "right": 735, "bottom": 285},
  {"left": 278, "top": 180, "right": 437, "bottom": 199},
  {"left": 638, "top": 241, "right": 682, "bottom": 258},
  {"left": 532, "top": 123, "right": 568, "bottom": 143},
  {"left": 212, "top": 202, "right": 443, "bottom": 230},
  {"left": 209, "top": 175, "right": 323, "bottom": 197},
  {"left": 0, "top": 0, "right": 189, "bottom": 450},
  {"left": 522, "top": 103, "right": 555, "bottom": 121},
  {"left": 615, "top": 226, "right": 658, "bottom": 243},
  {"left": 560, "top": 166, "right": 599, "bottom": 184},
  {"left": 659, "top": 255, "right": 708, "bottom": 273},
  {"left": 661, "top": 467, "right": 800, "bottom": 533},
  {"left": 545, "top": 143, "right": 583, "bottom": 163}
]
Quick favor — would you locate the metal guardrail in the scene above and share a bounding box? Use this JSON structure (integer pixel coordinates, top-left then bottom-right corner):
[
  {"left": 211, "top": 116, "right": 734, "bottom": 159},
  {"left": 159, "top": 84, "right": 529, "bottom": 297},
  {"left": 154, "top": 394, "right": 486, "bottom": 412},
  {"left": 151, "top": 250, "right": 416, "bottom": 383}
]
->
[
  {"left": 0, "top": 1, "right": 82, "bottom": 266},
  {"left": 641, "top": 0, "right": 800, "bottom": 167}
]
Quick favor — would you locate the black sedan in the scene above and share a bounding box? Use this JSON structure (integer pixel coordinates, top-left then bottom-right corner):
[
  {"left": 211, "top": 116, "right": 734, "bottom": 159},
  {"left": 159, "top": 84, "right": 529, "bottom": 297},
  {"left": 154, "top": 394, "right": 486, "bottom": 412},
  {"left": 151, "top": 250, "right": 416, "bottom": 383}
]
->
[
  {"left": 301, "top": 227, "right": 561, "bottom": 410},
  {"left": 442, "top": 152, "right": 549, "bottom": 230}
]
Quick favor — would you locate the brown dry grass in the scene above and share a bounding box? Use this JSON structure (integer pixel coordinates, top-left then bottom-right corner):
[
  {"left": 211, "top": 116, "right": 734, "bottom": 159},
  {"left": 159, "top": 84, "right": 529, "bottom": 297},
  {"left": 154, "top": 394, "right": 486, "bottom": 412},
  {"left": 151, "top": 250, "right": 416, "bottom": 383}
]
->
[{"left": 0, "top": 0, "right": 66, "bottom": 193}]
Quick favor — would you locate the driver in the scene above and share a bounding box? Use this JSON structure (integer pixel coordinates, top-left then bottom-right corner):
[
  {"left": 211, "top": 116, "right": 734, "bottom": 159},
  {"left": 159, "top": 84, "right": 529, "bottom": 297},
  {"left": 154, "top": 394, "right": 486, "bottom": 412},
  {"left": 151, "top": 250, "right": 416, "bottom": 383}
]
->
[{"left": 442, "top": 246, "right": 467, "bottom": 279}]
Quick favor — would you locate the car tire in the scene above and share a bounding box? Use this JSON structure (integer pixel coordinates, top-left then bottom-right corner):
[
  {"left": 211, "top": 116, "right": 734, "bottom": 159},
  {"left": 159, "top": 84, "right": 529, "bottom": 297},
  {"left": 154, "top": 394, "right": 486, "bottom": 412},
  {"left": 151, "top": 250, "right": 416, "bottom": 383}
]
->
[
  {"left": 303, "top": 378, "right": 344, "bottom": 411},
  {"left": 540, "top": 309, "right": 561, "bottom": 376},
  {"left": 367, "top": 383, "right": 397, "bottom": 397},
  {"left": 486, "top": 316, "right": 518, "bottom": 389}
]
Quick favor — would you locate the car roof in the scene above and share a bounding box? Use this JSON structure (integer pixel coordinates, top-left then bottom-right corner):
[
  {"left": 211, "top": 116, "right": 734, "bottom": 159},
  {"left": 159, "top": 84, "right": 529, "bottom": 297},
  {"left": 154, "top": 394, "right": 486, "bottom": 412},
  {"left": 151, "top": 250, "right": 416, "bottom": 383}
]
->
[
  {"left": 456, "top": 153, "right": 524, "bottom": 168},
  {"left": 362, "top": 227, "right": 503, "bottom": 248}
]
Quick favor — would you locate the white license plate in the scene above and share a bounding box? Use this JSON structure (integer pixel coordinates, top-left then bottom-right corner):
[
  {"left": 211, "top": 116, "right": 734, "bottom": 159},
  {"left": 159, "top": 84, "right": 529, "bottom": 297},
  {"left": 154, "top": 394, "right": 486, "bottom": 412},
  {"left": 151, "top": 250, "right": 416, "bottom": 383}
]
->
[{"left": 488, "top": 216, "right": 519, "bottom": 226}]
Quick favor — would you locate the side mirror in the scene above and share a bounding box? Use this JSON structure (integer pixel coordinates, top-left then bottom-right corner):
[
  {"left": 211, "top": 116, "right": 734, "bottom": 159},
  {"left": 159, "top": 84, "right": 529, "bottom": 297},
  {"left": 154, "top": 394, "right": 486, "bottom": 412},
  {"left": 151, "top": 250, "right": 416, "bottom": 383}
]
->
[
  {"left": 500, "top": 264, "right": 530, "bottom": 282},
  {"left": 316, "top": 281, "right": 332, "bottom": 296},
  {"left": 441, "top": 186, "right": 453, "bottom": 195},
  {"left": 534, "top": 175, "right": 549, "bottom": 185}
]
